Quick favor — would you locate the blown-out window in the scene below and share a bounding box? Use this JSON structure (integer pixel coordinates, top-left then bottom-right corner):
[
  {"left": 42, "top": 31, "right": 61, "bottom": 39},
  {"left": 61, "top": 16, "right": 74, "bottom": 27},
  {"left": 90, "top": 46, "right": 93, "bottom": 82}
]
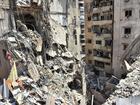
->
[{"left": 125, "top": 10, "right": 132, "bottom": 17}]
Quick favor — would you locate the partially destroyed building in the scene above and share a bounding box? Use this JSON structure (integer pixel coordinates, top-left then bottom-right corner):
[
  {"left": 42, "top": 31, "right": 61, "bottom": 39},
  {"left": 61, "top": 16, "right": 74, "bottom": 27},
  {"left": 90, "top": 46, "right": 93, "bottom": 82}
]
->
[
  {"left": 113, "top": 0, "right": 140, "bottom": 78},
  {"left": 2, "top": 0, "right": 140, "bottom": 105},
  {"left": 84, "top": 0, "right": 113, "bottom": 74},
  {"left": 49, "top": 0, "right": 82, "bottom": 60},
  {"left": 103, "top": 34, "right": 140, "bottom": 105},
  {"left": 0, "top": 0, "right": 86, "bottom": 105}
]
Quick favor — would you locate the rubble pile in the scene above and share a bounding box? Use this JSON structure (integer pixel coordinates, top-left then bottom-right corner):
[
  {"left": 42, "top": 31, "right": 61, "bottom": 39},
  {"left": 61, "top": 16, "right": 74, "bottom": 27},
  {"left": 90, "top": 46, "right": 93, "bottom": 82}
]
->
[
  {"left": 103, "top": 58, "right": 140, "bottom": 105},
  {"left": 85, "top": 67, "right": 119, "bottom": 105},
  {"left": 0, "top": 20, "right": 83, "bottom": 105}
]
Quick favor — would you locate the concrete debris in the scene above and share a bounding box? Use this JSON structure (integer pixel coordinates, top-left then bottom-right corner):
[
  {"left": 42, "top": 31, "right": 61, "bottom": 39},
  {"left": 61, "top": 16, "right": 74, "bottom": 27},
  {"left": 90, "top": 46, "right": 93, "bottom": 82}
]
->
[
  {"left": 7, "top": 0, "right": 140, "bottom": 105},
  {"left": 49, "top": 17, "right": 67, "bottom": 46},
  {"left": 103, "top": 58, "right": 140, "bottom": 105},
  {"left": 49, "top": 18, "right": 67, "bottom": 46},
  {"left": 116, "top": 95, "right": 140, "bottom": 105},
  {"left": 0, "top": 19, "right": 84, "bottom": 105},
  {"left": 46, "top": 48, "right": 57, "bottom": 57},
  {"left": 124, "top": 60, "right": 132, "bottom": 72},
  {"left": 62, "top": 52, "right": 73, "bottom": 58},
  {"left": 0, "top": 0, "right": 86, "bottom": 104},
  {"left": 46, "top": 42, "right": 73, "bottom": 59},
  {"left": 86, "top": 68, "right": 119, "bottom": 105},
  {"left": 27, "top": 61, "right": 40, "bottom": 82}
]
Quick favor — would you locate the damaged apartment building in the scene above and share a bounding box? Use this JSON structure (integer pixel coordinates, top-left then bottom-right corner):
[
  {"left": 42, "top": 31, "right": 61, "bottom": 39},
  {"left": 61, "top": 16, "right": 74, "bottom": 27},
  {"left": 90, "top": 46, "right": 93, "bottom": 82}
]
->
[
  {"left": 0, "top": 0, "right": 87, "bottom": 105},
  {"left": 84, "top": 1, "right": 115, "bottom": 105},
  {"left": 112, "top": 0, "right": 140, "bottom": 78},
  {"left": 84, "top": 0, "right": 113, "bottom": 75},
  {"left": 84, "top": 0, "right": 140, "bottom": 105},
  {"left": 84, "top": 0, "right": 140, "bottom": 78}
]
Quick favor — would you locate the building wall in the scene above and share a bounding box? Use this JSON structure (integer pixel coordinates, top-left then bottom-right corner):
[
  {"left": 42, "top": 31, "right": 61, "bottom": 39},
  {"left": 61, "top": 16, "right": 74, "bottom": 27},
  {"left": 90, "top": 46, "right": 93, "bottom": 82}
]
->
[
  {"left": 84, "top": 0, "right": 94, "bottom": 64},
  {"left": 0, "top": 41, "right": 11, "bottom": 79},
  {"left": 0, "top": 0, "right": 10, "bottom": 36},
  {"left": 113, "top": 0, "right": 140, "bottom": 77},
  {"left": 0, "top": 1, "right": 14, "bottom": 79},
  {"left": 49, "top": 0, "right": 67, "bottom": 26},
  {"left": 67, "top": 0, "right": 82, "bottom": 59},
  {"left": 49, "top": 0, "right": 82, "bottom": 59}
]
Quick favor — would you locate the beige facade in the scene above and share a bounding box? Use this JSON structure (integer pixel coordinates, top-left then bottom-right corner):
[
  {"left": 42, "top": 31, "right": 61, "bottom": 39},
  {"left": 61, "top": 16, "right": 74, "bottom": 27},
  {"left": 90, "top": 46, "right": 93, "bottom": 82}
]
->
[
  {"left": 84, "top": 0, "right": 94, "bottom": 64},
  {"left": 84, "top": 0, "right": 113, "bottom": 74},
  {"left": 113, "top": 0, "right": 140, "bottom": 78}
]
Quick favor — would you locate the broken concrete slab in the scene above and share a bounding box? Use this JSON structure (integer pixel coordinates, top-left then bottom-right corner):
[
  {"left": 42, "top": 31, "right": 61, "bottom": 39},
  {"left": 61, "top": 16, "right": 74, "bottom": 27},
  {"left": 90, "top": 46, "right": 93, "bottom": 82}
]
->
[
  {"left": 124, "top": 60, "right": 132, "bottom": 72},
  {"left": 27, "top": 61, "right": 40, "bottom": 82},
  {"left": 103, "top": 58, "right": 140, "bottom": 105}
]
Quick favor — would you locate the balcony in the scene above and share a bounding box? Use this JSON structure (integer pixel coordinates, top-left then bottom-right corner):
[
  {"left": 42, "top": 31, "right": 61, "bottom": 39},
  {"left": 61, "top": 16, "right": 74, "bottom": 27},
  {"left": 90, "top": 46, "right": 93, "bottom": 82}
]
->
[
  {"left": 94, "top": 65, "right": 112, "bottom": 73},
  {"left": 95, "top": 45, "right": 111, "bottom": 51},
  {"left": 93, "top": 0, "right": 113, "bottom": 8},
  {"left": 93, "top": 25, "right": 112, "bottom": 38},
  {"left": 92, "top": 11, "right": 113, "bottom": 25},
  {"left": 95, "top": 33, "right": 112, "bottom": 38},
  {"left": 93, "top": 20, "right": 112, "bottom": 25},
  {"left": 94, "top": 56, "right": 111, "bottom": 63},
  {"left": 94, "top": 58, "right": 112, "bottom": 72},
  {"left": 78, "top": 0, "right": 84, "bottom": 4},
  {"left": 93, "top": 6, "right": 113, "bottom": 13}
]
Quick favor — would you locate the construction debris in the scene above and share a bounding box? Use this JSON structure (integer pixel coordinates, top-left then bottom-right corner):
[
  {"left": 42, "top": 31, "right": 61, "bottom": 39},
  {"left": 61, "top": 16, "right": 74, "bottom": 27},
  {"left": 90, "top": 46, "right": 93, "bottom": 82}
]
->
[
  {"left": 0, "top": 17, "right": 84, "bottom": 104},
  {"left": 116, "top": 95, "right": 140, "bottom": 105},
  {"left": 103, "top": 58, "right": 140, "bottom": 105},
  {"left": 86, "top": 68, "right": 119, "bottom": 105},
  {"left": 0, "top": 0, "right": 87, "bottom": 104},
  {"left": 3, "top": 0, "right": 140, "bottom": 105}
]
